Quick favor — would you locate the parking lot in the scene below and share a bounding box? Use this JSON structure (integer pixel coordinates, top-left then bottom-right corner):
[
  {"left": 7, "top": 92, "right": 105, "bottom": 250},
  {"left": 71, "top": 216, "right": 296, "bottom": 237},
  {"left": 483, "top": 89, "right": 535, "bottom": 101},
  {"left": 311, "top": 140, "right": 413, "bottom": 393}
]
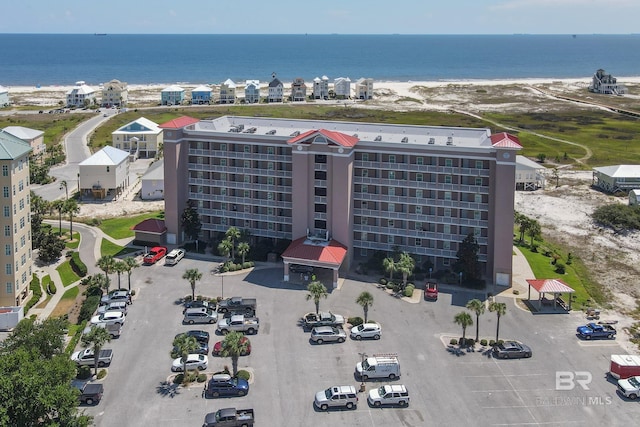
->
[{"left": 83, "top": 257, "right": 638, "bottom": 426}]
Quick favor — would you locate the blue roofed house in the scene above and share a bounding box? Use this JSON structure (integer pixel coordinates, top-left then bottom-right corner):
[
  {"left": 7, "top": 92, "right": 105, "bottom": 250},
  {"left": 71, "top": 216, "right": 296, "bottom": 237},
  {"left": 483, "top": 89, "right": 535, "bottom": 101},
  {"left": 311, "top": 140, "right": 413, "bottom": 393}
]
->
[
  {"left": 191, "top": 85, "right": 212, "bottom": 105},
  {"left": 244, "top": 80, "right": 260, "bottom": 104},
  {"left": 2, "top": 126, "right": 46, "bottom": 159},
  {"left": 0, "top": 85, "right": 9, "bottom": 107},
  {"left": 161, "top": 85, "right": 185, "bottom": 106},
  {"left": 112, "top": 117, "right": 162, "bottom": 160},
  {"left": 140, "top": 159, "right": 164, "bottom": 200},
  {"left": 268, "top": 75, "right": 283, "bottom": 103},
  {"left": 219, "top": 79, "right": 237, "bottom": 104},
  {"left": 333, "top": 77, "right": 351, "bottom": 99},
  {"left": 78, "top": 146, "right": 130, "bottom": 200},
  {"left": 66, "top": 81, "right": 97, "bottom": 107}
]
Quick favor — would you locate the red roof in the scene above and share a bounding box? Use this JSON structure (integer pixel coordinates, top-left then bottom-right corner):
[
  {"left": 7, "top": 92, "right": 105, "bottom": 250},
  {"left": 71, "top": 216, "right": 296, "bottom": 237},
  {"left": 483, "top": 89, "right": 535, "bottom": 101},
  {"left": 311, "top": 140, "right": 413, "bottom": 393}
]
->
[
  {"left": 526, "top": 278, "right": 575, "bottom": 294},
  {"left": 131, "top": 218, "right": 167, "bottom": 234},
  {"left": 159, "top": 116, "right": 200, "bottom": 129},
  {"left": 282, "top": 237, "right": 348, "bottom": 266},
  {"left": 287, "top": 129, "right": 359, "bottom": 148},
  {"left": 490, "top": 132, "right": 522, "bottom": 148}
]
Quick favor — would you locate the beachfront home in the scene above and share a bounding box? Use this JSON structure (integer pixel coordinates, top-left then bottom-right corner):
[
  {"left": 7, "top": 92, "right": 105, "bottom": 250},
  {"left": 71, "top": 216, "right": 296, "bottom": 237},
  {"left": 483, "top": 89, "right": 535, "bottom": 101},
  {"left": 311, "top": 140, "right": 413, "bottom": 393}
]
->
[
  {"left": 161, "top": 115, "right": 521, "bottom": 289},
  {"left": 333, "top": 77, "right": 351, "bottom": 99},
  {"left": 2, "top": 126, "right": 46, "bottom": 158},
  {"left": 101, "top": 79, "right": 128, "bottom": 107},
  {"left": 219, "top": 79, "right": 237, "bottom": 104},
  {"left": 161, "top": 85, "right": 185, "bottom": 106},
  {"left": 112, "top": 117, "right": 162, "bottom": 159},
  {"left": 312, "top": 76, "right": 330, "bottom": 100},
  {"left": 191, "top": 85, "right": 212, "bottom": 105},
  {"left": 66, "top": 81, "right": 97, "bottom": 107},
  {"left": 0, "top": 85, "right": 9, "bottom": 107},
  {"left": 0, "top": 129, "right": 33, "bottom": 308},
  {"left": 589, "top": 69, "right": 627, "bottom": 95},
  {"left": 593, "top": 165, "right": 640, "bottom": 193},
  {"left": 78, "top": 146, "right": 130, "bottom": 200},
  {"left": 290, "top": 78, "right": 307, "bottom": 101},
  {"left": 355, "top": 78, "right": 374, "bottom": 100},
  {"left": 515, "top": 155, "right": 545, "bottom": 191},
  {"left": 268, "top": 76, "right": 284, "bottom": 103},
  {"left": 140, "top": 159, "right": 164, "bottom": 200},
  {"left": 244, "top": 80, "right": 260, "bottom": 104}
]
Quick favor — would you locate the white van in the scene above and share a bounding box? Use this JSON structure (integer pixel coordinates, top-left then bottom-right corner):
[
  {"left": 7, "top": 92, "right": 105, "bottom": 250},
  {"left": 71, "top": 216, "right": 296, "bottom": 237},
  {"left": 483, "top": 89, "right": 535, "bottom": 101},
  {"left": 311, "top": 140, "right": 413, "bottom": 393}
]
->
[{"left": 356, "top": 353, "right": 400, "bottom": 380}]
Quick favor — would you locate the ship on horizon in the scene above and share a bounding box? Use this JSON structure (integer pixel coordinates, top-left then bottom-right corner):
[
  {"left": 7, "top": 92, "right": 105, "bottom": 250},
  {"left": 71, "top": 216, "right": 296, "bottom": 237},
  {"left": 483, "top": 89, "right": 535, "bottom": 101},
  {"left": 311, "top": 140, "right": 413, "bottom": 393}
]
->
[{"left": 94, "top": 33, "right": 107, "bottom": 36}]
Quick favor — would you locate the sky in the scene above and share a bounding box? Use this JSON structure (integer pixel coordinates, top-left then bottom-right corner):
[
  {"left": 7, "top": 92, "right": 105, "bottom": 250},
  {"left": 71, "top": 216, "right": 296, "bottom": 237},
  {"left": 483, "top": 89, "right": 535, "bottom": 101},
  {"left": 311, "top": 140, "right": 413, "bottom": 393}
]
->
[{"left": 2, "top": 0, "right": 639, "bottom": 35}]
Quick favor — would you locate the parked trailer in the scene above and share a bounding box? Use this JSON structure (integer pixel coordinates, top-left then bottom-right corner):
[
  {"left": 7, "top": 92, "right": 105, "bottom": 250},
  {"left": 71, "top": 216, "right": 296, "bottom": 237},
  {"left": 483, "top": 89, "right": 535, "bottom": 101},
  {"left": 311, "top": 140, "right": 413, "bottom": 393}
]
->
[{"left": 609, "top": 354, "right": 640, "bottom": 379}]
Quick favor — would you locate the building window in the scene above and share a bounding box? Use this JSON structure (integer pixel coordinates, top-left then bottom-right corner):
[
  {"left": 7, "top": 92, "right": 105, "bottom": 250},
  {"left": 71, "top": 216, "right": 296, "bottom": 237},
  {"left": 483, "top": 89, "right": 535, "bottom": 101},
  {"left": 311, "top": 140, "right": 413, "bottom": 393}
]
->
[
  {"left": 361, "top": 231, "right": 367, "bottom": 240},
  {"left": 388, "top": 203, "right": 395, "bottom": 212},
  {"left": 388, "top": 220, "right": 394, "bottom": 228},
  {"left": 443, "top": 258, "right": 450, "bottom": 266},
  {"left": 267, "top": 147, "right": 274, "bottom": 155},
  {"left": 244, "top": 145, "right": 251, "bottom": 153},
  {"left": 362, "top": 153, "right": 369, "bottom": 161},
  {"left": 244, "top": 190, "right": 250, "bottom": 198},
  {"left": 268, "top": 162, "right": 274, "bottom": 170},
  {"left": 5, "top": 264, "right": 11, "bottom": 274},
  {"left": 444, "top": 192, "right": 452, "bottom": 201},
  {"left": 220, "top": 188, "right": 227, "bottom": 196},
  {"left": 362, "top": 169, "right": 369, "bottom": 178},
  {"left": 415, "top": 222, "right": 422, "bottom": 230},
  {"left": 475, "top": 194, "right": 482, "bottom": 203},
  {"left": 361, "top": 216, "right": 368, "bottom": 225},
  {"left": 416, "top": 238, "right": 422, "bottom": 247},
  {"left": 443, "top": 241, "right": 450, "bottom": 250},
  {"left": 416, "top": 173, "right": 423, "bottom": 182},
  {"left": 2, "top": 165, "right": 7, "bottom": 176},
  {"left": 18, "top": 180, "right": 23, "bottom": 192},
  {"left": 220, "top": 159, "right": 227, "bottom": 167},
  {"left": 416, "top": 206, "right": 422, "bottom": 215},
  {"left": 244, "top": 160, "right": 250, "bottom": 168},
  {"left": 20, "top": 236, "right": 25, "bottom": 247},
  {"left": 267, "top": 192, "right": 274, "bottom": 200},
  {"left": 444, "top": 208, "right": 451, "bottom": 217},
  {"left": 362, "top": 201, "right": 368, "bottom": 209},
  {"left": 5, "top": 282, "right": 11, "bottom": 294},
  {"left": 220, "top": 143, "right": 227, "bottom": 151},
  {"left": 361, "top": 184, "right": 368, "bottom": 193},
  {"left": 475, "top": 177, "right": 482, "bottom": 186},
  {"left": 388, "top": 187, "right": 395, "bottom": 196},
  {"left": 13, "top": 204, "right": 16, "bottom": 215},
  {"left": 387, "top": 235, "right": 394, "bottom": 244},
  {"left": 475, "top": 227, "right": 481, "bottom": 237},
  {"left": 3, "top": 187, "right": 8, "bottom": 198},
  {"left": 267, "top": 177, "right": 274, "bottom": 185},
  {"left": 445, "top": 175, "right": 452, "bottom": 184},
  {"left": 4, "top": 226, "right": 9, "bottom": 236},
  {"left": 5, "top": 245, "right": 10, "bottom": 255},
  {"left": 445, "top": 159, "right": 453, "bottom": 167},
  {"left": 443, "top": 224, "right": 451, "bottom": 234},
  {"left": 360, "top": 248, "right": 368, "bottom": 257},
  {"left": 416, "top": 189, "right": 423, "bottom": 198},
  {"left": 220, "top": 173, "right": 227, "bottom": 181},
  {"left": 389, "top": 155, "right": 396, "bottom": 163},
  {"left": 474, "top": 211, "right": 481, "bottom": 220},
  {"left": 475, "top": 160, "right": 483, "bottom": 169},
  {"left": 244, "top": 175, "right": 250, "bottom": 183},
  {"left": 416, "top": 157, "right": 423, "bottom": 165},
  {"left": 389, "top": 171, "right": 395, "bottom": 180},
  {"left": 21, "top": 254, "right": 26, "bottom": 266},
  {"left": 3, "top": 206, "right": 9, "bottom": 217}
]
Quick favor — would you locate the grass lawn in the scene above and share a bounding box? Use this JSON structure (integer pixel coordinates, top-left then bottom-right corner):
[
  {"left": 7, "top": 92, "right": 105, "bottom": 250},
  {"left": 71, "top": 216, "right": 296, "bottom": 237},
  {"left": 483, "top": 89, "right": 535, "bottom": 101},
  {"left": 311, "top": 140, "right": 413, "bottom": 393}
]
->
[
  {"left": 100, "top": 238, "right": 139, "bottom": 257},
  {"left": 98, "top": 211, "right": 164, "bottom": 239},
  {"left": 56, "top": 261, "right": 81, "bottom": 287},
  {"left": 50, "top": 286, "right": 81, "bottom": 319},
  {"left": 64, "top": 231, "right": 81, "bottom": 249}
]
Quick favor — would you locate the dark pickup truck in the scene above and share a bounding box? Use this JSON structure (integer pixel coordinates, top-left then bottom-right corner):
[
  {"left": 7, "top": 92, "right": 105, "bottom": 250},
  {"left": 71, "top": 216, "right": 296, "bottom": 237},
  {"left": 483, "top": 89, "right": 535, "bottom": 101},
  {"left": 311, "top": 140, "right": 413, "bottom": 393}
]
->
[
  {"left": 72, "top": 380, "right": 104, "bottom": 405},
  {"left": 576, "top": 322, "right": 616, "bottom": 340},
  {"left": 217, "top": 297, "right": 257, "bottom": 315},
  {"left": 202, "top": 408, "right": 254, "bottom": 427}
]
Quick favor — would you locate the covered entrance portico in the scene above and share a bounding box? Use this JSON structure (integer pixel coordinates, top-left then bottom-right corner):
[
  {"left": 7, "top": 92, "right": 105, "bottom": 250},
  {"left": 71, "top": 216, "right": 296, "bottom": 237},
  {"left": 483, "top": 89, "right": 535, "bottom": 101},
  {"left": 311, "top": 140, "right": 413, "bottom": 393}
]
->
[{"left": 281, "top": 237, "right": 348, "bottom": 289}]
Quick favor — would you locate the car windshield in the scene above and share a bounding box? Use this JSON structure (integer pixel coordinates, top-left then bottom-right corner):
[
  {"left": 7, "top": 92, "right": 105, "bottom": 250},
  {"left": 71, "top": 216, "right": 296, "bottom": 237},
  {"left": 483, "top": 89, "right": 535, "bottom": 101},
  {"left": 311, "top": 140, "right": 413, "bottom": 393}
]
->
[
  {"left": 362, "top": 360, "right": 370, "bottom": 370},
  {"left": 324, "top": 388, "right": 333, "bottom": 399},
  {"left": 629, "top": 377, "right": 640, "bottom": 387},
  {"left": 377, "top": 386, "right": 386, "bottom": 396}
]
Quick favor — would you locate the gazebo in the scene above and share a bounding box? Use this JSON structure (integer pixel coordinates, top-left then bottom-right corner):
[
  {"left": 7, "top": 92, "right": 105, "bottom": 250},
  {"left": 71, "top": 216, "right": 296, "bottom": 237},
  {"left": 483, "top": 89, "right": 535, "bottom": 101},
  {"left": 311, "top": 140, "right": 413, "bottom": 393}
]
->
[{"left": 526, "top": 278, "right": 575, "bottom": 311}]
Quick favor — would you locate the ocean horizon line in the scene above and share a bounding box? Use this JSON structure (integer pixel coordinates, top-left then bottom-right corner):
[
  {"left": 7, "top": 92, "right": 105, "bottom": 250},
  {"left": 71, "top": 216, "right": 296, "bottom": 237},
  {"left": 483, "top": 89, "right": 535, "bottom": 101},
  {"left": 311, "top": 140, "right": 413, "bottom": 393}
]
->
[{"left": 3, "top": 32, "right": 640, "bottom": 36}]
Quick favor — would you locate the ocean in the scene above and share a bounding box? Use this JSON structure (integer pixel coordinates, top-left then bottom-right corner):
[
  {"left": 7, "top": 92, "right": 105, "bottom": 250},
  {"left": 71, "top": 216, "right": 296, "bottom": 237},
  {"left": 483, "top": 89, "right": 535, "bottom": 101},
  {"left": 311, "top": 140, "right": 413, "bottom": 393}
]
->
[{"left": 1, "top": 34, "right": 639, "bottom": 86}]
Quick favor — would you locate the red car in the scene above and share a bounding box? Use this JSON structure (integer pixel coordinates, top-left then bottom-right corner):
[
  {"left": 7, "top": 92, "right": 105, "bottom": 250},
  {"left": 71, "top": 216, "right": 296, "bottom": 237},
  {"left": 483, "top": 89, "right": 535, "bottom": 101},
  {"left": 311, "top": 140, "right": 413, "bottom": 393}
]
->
[
  {"left": 143, "top": 246, "right": 167, "bottom": 264},
  {"left": 424, "top": 281, "right": 438, "bottom": 300},
  {"left": 212, "top": 337, "right": 251, "bottom": 356}
]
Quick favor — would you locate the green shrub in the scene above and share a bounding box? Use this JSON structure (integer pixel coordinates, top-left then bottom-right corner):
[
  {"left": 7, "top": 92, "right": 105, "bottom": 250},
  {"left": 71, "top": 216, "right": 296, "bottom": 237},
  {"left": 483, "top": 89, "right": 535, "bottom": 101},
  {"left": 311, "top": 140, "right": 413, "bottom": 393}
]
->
[
  {"left": 78, "top": 295, "right": 101, "bottom": 324},
  {"left": 172, "top": 373, "right": 184, "bottom": 384},
  {"left": 555, "top": 262, "right": 566, "bottom": 274},
  {"left": 48, "top": 282, "right": 57, "bottom": 295},
  {"left": 65, "top": 321, "right": 86, "bottom": 355},
  {"left": 450, "top": 338, "right": 458, "bottom": 345},
  {"left": 97, "top": 369, "right": 107, "bottom": 380},
  {"left": 197, "top": 373, "right": 207, "bottom": 382},
  {"left": 512, "top": 289, "right": 519, "bottom": 295},
  {"left": 385, "top": 282, "right": 394, "bottom": 290},
  {"left": 242, "top": 262, "right": 253, "bottom": 269},
  {"left": 496, "top": 340, "right": 504, "bottom": 346},
  {"left": 348, "top": 316, "right": 363, "bottom": 326},
  {"left": 489, "top": 339, "right": 496, "bottom": 346},
  {"left": 76, "top": 366, "right": 92, "bottom": 380},
  {"left": 480, "top": 339, "right": 488, "bottom": 346},
  {"left": 70, "top": 251, "right": 87, "bottom": 277},
  {"left": 25, "top": 275, "right": 43, "bottom": 314},
  {"left": 379, "top": 278, "right": 388, "bottom": 285},
  {"left": 403, "top": 284, "right": 415, "bottom": 297},
  {"left": 236, "top": 370, "right": 250, "bottom": 381}
]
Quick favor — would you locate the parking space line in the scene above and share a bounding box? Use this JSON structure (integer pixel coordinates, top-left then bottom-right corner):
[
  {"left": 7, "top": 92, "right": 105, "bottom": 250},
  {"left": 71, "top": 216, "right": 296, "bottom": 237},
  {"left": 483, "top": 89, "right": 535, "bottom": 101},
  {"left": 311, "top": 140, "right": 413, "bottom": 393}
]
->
[
  {"left": 470, "top": 388, "right": 556, "bottom": 393},
  {"left": 492, "top": 360, "right": 540, "bottom": 424},
  {"left": 463, "top": 373, "right": 546, "bottom": 378},
  {"left": 576, "top": 341, "right": 620, "bottom": 347}
]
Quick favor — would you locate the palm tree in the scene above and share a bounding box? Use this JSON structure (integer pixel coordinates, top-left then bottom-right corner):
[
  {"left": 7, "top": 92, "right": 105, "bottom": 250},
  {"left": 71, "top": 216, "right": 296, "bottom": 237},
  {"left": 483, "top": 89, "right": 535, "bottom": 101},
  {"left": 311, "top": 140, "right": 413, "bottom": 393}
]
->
[
  {"left": 96, "top": 255, "right": 115, "bottom": 293},
  {"left": 225, "top": 227, "right": 241, "bottom": 260},
  {"left": 122, "top": 256, "right": 139, "bottom": 292},
  {"left": 396, "top": 252, "right": 416, "bottom": 286},
  {"left": 183, "top": 268, "right": 203, "bottom": 301},
  {"left": 219, "top": 331, "right": 250, "bottom": 377},
  {"left": 113, "top": 260, "right": 126, "bottom": 290},
  {"left": 488, "top": 301, "right": 507, "bottom": 342},
  {"left": 52, "top": 199, "right": 64, "bottom": 236},
  {"left": 64, "top": 198, "right": 80, "bottom": 240},
  {"left": 383, "top": 257, "right": 397, "bottom": 281},
  {"left": 306, "top": 281, "right": 328, "bottom": 314},
  {"left": 171, "top": 334, "right": 200, "bottom": 379},
  {"left": 356, "top": 291, "right": 374, "bottom": 323},
  {"left": 81, "top": 326, "right": 111, "bottom": 377},
  {"left": 465, "top": 299, "right": 485, "bottom": 342},
  {"left": 218, "top": 239, "right": 233, "bottom": 262},
  {"left": 454, "top": 311, "right": 474, "bottom": 347},
  {"left": 87, "top": 273, "right": 109, "bottom": 295},
  {"left": 237, "top": 242, "right": 250, "bottom": 264}
]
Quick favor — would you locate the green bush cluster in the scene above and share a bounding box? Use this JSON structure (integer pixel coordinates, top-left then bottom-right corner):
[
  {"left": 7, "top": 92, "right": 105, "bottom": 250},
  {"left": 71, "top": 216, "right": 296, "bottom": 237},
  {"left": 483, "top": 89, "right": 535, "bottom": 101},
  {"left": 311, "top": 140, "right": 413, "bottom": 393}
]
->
[
  {"left": 379, "top": 278, "right": 388, "bottom": 285},
  {"left": 592, "top": 203, "right": 640, "bottom": 232},
  {"left": 555, "top": 262, "right": 566, "bottom": 274},
  {"left": 48, "top": 282, "right": 57, "bottom": 295},
  {"left": 78, "top": 295, "right": 100, "bottom": 324},
  {"left": 65, "top": 321, "right": 86, "bottom": 355},
  {"left": 70, "top": 251, "right": 87, "bottom": 277},
  {"left": 76, "top": 365, "right": 92, "bottom": 380},
  {"left": 96, "top": 370, "right": 107, "bottom": 380},
  {"left": 450, "top": 338, "right": 458, "bottom": 345},
  {"left": 348, "top": 317, "right": 363, "bottom": 326},
  {"left": 459, "top": 338, "right": 475, "bottom": 347},
  {"left": 403, "top": 284, "right": 415, "bottom": 297},
  {"left": 236, "top": 370, "right": 250, "bottom": 381},
  {"left": 480, "top": 339, "right": 488, "bottom": 346},
  {"left": 25, "top": 275, "right": 43, "bottom": 313}
]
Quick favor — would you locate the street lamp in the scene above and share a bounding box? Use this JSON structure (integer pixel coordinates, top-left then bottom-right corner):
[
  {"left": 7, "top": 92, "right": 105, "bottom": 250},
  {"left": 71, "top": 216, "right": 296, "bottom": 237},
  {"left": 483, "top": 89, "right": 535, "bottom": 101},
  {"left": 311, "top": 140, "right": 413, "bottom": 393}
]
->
[
  {"left": 59, "top": 180, "right": 68, "bottom": 200},
  {"left": 220, "top": 274, "right": 224, "bottom": 299},
  {"left": 459, "top": 271, "right": 463, "bottom": 286}
]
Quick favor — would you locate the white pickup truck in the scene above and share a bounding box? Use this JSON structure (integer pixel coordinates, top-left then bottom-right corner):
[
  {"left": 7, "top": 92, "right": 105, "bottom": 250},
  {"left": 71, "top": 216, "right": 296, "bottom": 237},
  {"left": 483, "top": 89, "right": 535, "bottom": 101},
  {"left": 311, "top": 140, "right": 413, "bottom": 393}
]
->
[{"left": 217, "top": 315, "right": 259, "bottom": 335}]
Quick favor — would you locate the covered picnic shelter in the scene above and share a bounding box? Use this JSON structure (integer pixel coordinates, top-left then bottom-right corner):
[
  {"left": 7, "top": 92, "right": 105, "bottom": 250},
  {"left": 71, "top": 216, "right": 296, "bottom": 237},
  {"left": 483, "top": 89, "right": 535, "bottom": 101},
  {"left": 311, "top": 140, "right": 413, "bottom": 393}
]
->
[{"left": 526, "top": 278, "right": 575, "bottom": 311}]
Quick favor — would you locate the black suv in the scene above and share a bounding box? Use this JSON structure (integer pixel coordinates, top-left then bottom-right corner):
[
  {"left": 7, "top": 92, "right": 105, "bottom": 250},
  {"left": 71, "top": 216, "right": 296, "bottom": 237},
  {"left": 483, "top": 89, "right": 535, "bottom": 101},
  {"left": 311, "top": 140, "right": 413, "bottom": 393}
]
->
[{"left": 175, "top": 330, "right": 210, "bottom": 344}]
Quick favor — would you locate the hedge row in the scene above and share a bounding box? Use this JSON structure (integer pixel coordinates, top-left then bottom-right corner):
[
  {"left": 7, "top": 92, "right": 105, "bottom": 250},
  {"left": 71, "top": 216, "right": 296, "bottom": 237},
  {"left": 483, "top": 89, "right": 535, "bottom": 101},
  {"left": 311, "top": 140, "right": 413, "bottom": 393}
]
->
[
  {"left": 70, "top": 251, "right": 87, "bottom": 277},
  {"left": 78, "top": 295, "right": 100, "bottom": 324},
  {"left": 24, "top": 274, "right": 43, "bottom": 314}
]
